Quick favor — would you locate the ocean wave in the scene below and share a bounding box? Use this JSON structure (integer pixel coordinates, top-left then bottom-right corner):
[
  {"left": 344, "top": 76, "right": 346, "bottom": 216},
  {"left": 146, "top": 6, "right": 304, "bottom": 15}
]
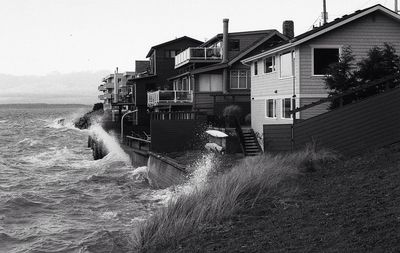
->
[
  {"left": 16, "top": 137, "right": 41, "bottom": 147},
  {"left": 4, "top": 196, "right": 43, "bottom": 210}
]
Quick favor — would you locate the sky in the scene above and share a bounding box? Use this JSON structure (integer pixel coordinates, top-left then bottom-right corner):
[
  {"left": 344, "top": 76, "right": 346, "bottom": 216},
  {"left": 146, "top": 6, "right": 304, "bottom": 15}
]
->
[{"left": 0, "top": 0, "right": 396, "bottom": 104}]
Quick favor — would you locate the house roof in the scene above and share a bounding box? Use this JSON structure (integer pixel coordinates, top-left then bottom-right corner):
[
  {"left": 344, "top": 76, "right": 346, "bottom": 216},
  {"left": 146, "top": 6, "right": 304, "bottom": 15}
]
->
[
  {"left": 242, "top": 4, "right": 400, "bottom": 63},
  {"left": 146, "top": 36, "right": 203, "bottom": 58},
  {"left": 201, "top": 29, "right": 275, "bottom": 47}
]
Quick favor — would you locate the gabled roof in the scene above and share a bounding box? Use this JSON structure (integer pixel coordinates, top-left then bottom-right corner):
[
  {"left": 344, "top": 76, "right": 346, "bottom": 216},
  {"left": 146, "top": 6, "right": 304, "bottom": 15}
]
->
[
  {"left": 146, "top": 36, "right": 203, "bottom": 58},
  {"left": 201, "top": 29, "right": 275, "bottom": 47},
  {"left": 228, "top": 30, "right": 288, "bottom": 66},
  {"left": 242, "top": 4, "right": 400, "bottom": 63}
]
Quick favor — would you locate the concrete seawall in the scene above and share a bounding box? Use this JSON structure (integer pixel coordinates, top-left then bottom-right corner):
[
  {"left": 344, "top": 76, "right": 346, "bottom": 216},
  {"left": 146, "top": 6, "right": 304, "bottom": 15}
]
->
[{"left": 88, "top": 136, "right": 187, "bottom": 188}]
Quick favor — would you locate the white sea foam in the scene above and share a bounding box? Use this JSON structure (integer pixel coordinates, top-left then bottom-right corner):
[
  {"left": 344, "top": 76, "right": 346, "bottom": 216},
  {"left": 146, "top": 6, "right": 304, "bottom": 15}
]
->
[
  {"left": 152, "top": 153, "right": 216, "bottom": 204},
  {"left": 89, "top": 124, "right": 130, "bottom": 165}
]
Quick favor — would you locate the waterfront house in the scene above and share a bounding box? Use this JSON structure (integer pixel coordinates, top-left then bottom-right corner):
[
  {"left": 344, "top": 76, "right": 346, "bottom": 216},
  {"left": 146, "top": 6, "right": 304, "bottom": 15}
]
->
[
  {"left": 126, "top": 36, "right": 203, "bottom": 127},
  {"left": 98, "top": 72, "right": 130, "bottom": 111},
  {"left": 148, "top": 19, "right": 289, "bottom": 123},
  {"left": 241, "top": 4, "right": 400, "bottom": 150}
]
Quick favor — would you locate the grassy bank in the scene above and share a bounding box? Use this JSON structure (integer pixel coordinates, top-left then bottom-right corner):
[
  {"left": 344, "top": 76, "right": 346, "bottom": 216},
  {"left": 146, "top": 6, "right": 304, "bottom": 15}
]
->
[{"left": 131, "top": 146, "right": 337, "bottom": 252}]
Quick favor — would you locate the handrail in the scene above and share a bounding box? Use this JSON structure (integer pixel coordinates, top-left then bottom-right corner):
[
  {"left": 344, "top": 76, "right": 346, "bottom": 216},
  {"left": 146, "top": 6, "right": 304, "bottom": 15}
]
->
[
  {"left": 120, "top": 110, "right": 138, "bottom": 141},
  {"left": 290, "top": 74, "right": 400, "bottom": 114}
]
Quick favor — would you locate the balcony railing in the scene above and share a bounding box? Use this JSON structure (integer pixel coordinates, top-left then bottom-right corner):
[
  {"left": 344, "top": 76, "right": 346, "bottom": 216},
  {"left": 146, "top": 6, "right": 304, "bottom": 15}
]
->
[
  {"left": 175, "top": 47, "right": 222, "bottom": 68},
  {"left": 98, "top": 93, "right": 112, "bottom": 100},
  {"left": 147, "top": 90, "right": 193, "bottom": 107},
  {"left": 98, "top": 85, "right": 106, "bottom": 91},
  {"left": 105, "top": 83, "right": 114, "bottom": 89}
]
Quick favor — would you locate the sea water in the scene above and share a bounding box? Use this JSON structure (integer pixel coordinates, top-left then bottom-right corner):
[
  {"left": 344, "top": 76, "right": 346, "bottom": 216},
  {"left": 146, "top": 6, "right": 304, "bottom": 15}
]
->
[{"left": 0, "top": 104, "right": 216, "bottom": 253}]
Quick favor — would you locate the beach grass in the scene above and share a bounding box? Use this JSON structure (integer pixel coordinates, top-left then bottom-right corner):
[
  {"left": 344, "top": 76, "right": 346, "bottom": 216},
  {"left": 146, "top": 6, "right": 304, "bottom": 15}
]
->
[{"left": 131, "top": 145, "right": 337, "bottom": 252}]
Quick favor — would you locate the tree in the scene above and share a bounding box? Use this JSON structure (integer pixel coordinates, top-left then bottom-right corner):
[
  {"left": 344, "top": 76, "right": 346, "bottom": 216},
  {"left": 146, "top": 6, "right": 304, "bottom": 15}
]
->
[
  {"left": 355, "top": 43, "right": 400, "bottom": 98},
  {"left": 324, "top": 43, "right": 400, "bottom": 109},
  {"left": 324, "top": 46, "right": 358, "bottom": 109}
]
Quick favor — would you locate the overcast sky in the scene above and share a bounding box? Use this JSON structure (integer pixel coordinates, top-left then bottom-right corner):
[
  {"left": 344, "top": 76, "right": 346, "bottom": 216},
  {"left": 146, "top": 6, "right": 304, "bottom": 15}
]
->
[{"left": 0, "top": 0, "right": 396, "bottom": 104}]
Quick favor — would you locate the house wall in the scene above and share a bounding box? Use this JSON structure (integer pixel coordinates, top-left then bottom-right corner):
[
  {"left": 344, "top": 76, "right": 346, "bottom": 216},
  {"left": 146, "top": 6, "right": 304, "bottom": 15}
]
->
[
  {"left": 299, "top": 12, "right": 400, "bottom": 95},
  {"left": 250, "top": 48, "right": 300, "bottom": 147},
  {"left": 227, "top": 33, "right": 270, "bottom": 60}
]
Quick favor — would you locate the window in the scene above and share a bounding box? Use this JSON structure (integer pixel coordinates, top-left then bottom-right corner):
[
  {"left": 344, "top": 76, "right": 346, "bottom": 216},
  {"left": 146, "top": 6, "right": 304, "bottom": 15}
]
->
[
  {"left": 265, "top": 99, "right": 276, "bottom": 118},
  {"left": 313, "top": 47, "right": 340, "bottom": 75},
  {"left": 282, "top": 98, "right": 292, "bottom": 119},
  {"left": 173, "top": 78, "right": 190, "bottom": 91},
  {"left": 198, "top": 74, "right": 223, "bottom": 92},
  {"left": 280, "top": 52, "right": 293, "bottom": 78},
  {"left": 229, "top": 39, "right": 240, "bottom": 51},
  {"left": 254, "top": 61, "right": 258, "bottom": 75},
  {"left": 230, "top": 70, "right": 248, "bottom": 89},
  {"left": 264, "top": 56, "right": 276, "bottom": 73},
  {"left": 165, "top": 50, "right": 177, "bottom": 58}
]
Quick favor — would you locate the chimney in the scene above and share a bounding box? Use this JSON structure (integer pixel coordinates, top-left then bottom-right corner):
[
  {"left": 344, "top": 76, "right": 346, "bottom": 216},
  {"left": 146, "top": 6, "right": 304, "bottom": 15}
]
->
[
  {"left": 282, "top": 20, "right": 294, "bottom": 39},
  {"left": 222, "top": 18, "right": 229, "bottom": 63}
]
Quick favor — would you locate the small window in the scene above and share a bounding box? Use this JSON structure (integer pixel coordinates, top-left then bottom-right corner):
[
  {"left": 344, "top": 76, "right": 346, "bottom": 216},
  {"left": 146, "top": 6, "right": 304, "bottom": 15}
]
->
[
  {"left": 229, "top": 39, "right": 240, "bottom": 51},
  {"left": 264, "top": 56, "right": 276, "bottom": 73},
  {"left": 282, "top": 98, "right": 292, "bottom": 119},
  {"left": 254, "top": 61, "right": 258, "bottom": 75},
  {"left": 230, "top": 70, "right": 248, "bottom": 89},
  {"left": 165, "top": 50, "right": 176, "bottom": 58},
  {"left": 313, "top": 48, "right": 340, "bottom": 75},
  {"left": 266, "top": 99, "right": 276, "bottom": 118},
  {"left": 280, "top": 52, "right": 293, "bottom": 78}
]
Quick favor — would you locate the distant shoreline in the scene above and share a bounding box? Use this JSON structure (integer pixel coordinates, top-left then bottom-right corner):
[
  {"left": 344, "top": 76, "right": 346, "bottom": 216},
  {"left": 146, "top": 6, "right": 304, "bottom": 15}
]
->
[{"left": 0, "top": 103, "right": 91, "bottom": 108}]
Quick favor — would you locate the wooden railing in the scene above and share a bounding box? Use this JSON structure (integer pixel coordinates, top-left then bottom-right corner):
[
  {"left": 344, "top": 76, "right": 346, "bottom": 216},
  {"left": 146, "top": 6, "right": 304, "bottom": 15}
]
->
[
  {"left": 150, "top": 111, "right": 204, "bottom": 121},
  {"left": 175, "top": 47, "right": 222, "bottom": 68},
  {"left": 147, "top": 90, "right": 193, "bottom": 107},
  {"left": 290, "top": 74, "right": 400, "bottom": 116},
  {"left": 124, "top": 135, "right": 151, "bottom": 151}
]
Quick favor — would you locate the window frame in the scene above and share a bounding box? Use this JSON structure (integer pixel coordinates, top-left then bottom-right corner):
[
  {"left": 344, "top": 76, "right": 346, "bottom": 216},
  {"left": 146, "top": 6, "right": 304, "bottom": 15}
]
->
[
  {"left": 281, "top": 98, "right": 293, "bottom": 119},
  {"left": 265, "top": 99, "right": 277, "bottom": 119},
  {"left": 230, "top": 70, "right": 248, "bottom": 89},
  {"left": 229, "top": 39, "right": 240, "bottom": 51},
  {"left": 279, "top": 51, "right": 294, "bottom": 79},
  {"left": 263, "top": 56, "right": 276, "bottom": 74},
  {"left": 311, "top": 45, "right": 342, "bottom": 76}
]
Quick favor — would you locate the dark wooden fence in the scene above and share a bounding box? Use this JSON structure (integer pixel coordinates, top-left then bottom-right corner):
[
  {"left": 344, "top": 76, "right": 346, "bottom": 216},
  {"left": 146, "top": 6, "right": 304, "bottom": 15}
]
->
[
  {"left": 264, "top": 75, "right": 400, "bottom": 155},
  {"left": 150, "top": 111, "right": 207, "bottom": 153},
  {"left": 293, "top": 87, "right": 400, "bottom": 154}
]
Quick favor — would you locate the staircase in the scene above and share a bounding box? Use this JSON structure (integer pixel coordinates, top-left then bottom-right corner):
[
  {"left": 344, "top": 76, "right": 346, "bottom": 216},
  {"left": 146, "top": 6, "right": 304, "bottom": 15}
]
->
[{"left": 241, "top": 128, "right": 262, "bottom": 156}]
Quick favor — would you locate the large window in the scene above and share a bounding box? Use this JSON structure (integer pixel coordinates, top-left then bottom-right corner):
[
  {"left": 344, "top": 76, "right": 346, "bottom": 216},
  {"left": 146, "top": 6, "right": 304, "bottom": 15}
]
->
[
  {"left": 280, "top": 52, "right": 293, "bottom": 78},
  {"left": 313, "top": 47, "right": 340, "bottom": 75},
  {"left": 282, "top": 98, "right": 293, "bottom": 119},
  {"left": 264, "top": 56, "right": 276, "bottom": 73},
  {"left": 230, "top": 70, "right": 248, "bottom": 89},
  {"left": 173, "top": 77, "right": 190, "bottom": 91},
  {"left": 198, "top": 74, "right": 223, "bottom": 92},
  {"left": 265, "top": 99, "right": 276, "bottom": 118}
]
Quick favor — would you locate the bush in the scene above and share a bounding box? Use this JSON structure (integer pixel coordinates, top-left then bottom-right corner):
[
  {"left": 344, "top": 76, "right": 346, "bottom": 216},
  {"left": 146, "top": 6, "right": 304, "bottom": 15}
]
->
[{"left": 324, "top": 43, "right": 400, "bottom": 109}]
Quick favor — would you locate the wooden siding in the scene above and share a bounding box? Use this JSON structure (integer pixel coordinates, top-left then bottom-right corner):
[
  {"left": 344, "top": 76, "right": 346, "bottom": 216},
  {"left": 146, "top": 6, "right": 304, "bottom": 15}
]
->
[
  {"left": 251, "top": 98, "right": 293, "bottom": 149},
  {"left": 263, "top": 124, "right": 292, "bottom": 152},
  {"left": 299, "top": 12, "right": 400, "bottom": 95},
  {"left": 294, "top": 88, "right": 400, "bottom": 155},
  {"left": 227, "top": 33, "right": 270, "bottom": 60}
]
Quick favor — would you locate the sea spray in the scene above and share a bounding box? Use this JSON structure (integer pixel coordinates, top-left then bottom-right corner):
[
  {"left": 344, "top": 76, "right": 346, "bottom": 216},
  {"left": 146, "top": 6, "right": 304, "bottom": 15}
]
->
[
  {"left": 89, "top": 124, "right": 130, "bottom": 164},
  {"left": 152, "top": 152, "right": 218, "bottom": 204}
]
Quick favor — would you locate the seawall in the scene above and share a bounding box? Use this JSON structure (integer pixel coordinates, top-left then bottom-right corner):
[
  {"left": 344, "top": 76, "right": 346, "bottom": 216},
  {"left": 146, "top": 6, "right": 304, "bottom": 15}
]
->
[{"left": 88, "top": 136, "right": 187, "bottom": 189}]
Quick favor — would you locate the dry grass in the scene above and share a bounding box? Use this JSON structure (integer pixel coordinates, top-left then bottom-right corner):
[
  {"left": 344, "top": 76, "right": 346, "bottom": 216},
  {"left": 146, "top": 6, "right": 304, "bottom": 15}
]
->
[{"left": 131, "top": 145, "right": 337, "bottom": 252}]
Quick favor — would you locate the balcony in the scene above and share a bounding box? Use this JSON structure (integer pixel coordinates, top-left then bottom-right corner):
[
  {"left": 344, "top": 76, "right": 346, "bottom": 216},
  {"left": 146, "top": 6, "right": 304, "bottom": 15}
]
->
[
  {"left": 98, "top": 93, "right": 112, "bottom": 100},
  {"left": 147, "top": 90, "right": 193, "bottom": 107},
  {"left": 105, "top": 83, "right": 114, "bottom": 89},
  {"left": 175, "top": 47, "right": 222, "bottom": 68},
  {"left": 98, "top": 85, "right": 106, "bottom": 91}
]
